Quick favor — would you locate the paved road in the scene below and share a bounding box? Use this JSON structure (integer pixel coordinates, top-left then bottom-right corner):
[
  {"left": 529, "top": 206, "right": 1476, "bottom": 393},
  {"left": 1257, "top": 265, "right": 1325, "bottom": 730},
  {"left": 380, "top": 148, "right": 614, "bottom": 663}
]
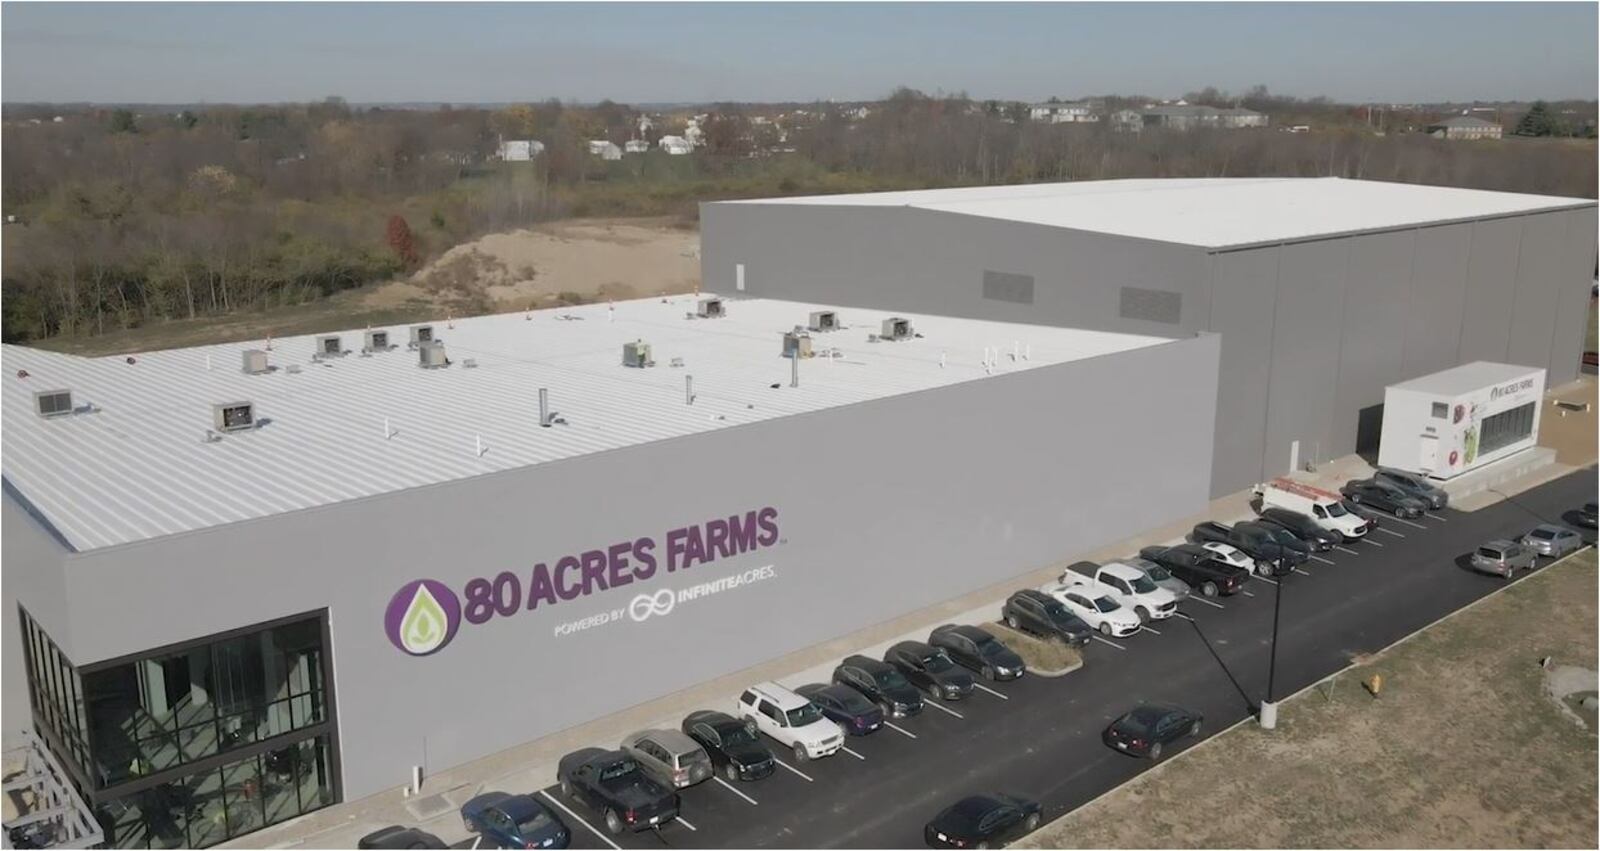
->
[{"left": 508, "top": 468, "right": 1597, "bottom": 850}]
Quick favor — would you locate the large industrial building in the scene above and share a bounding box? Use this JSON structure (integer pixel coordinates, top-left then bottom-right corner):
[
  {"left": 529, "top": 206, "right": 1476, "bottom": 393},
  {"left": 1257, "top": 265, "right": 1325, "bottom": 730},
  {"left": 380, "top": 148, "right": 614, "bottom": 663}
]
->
[
  {"left": 3, "top": 296, "right": 1219, "bottom": 847},
  {"left": 701, "top": 177, "right": 1598, "bottom": 496}
]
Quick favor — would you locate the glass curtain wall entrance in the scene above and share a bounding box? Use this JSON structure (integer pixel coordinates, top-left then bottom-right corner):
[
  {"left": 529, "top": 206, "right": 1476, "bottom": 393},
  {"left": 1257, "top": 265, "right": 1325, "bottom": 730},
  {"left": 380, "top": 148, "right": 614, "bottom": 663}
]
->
[{"left": 18, "top": 608, "right": 340, "bottom": 849}]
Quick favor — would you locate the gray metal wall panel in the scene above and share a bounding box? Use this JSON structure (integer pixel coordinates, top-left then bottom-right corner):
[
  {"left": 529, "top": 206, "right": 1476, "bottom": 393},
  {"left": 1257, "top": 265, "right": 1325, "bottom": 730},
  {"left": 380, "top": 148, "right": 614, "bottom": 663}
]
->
[
  {"left": 1550, "top": 208, "right": 1599, "bottom": 385},
  {"left": 36, "top": 336, "right": 1219, "bottom": 798},
  {"left": 1458, "top": 218, "right": 1525, "bottom": 363},
  {"left": 1506, "top": 212, "right": 1570, "bottom": 370},
  {"left": 1262, "top": 239, "right": 1349, "bottom": 475},
  {"left": 1331, "top": 231, "right": 1415, "bottom": 458},
  {"left": 1, "top": 494, "right": 74, "bottom": 740},
  {"left": 1207, "top": 248, "right": 1280, "bottom": 495},
  {"left": 1401, "top": 224, "right": 1473, "bottom": 378}
]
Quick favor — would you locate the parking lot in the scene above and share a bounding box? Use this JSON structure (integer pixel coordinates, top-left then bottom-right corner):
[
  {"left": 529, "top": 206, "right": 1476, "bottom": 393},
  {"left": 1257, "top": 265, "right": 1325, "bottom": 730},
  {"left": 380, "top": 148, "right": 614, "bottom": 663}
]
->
[{"left": 500, "top": 468, "right": 1596, "bottom": 850}]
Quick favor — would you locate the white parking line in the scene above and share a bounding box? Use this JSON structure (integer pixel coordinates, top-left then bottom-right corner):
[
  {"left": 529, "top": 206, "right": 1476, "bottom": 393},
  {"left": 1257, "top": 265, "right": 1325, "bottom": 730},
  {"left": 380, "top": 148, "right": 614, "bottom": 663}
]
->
[
  {"left": 1172, "top": 611, "right": 1196, "bottom": 622},
  {"left": 1140, "top": 625, "right": 1162, "bottom": 635},
  {"left": 1242, "top": 590, "right": 1256, "bottom": 597},
  {"left": 1090, "top": 634, "right": 1128, "bottom": 650},
  {"left": 1377, "top": 527, "right": 1406, "bottom": 538},
  {"left": 1424, "top": 512, "right": 1448, "bottom": 522},
  {"left": 1334, "top": 545, "right": 1362, "bottom": 555},
  {"left": 1255, "top": 576, "right": 1280, "bottom": 586},
  {"left": 771, "top": 757, "right": 814, "bottom": 782},
  {"left": 1291, "top": 567, "right": 1312, "bottom": 576},
  {"left": 841, "top": 745, "right": 866, "bottom": 760},
  {"left": 923, "top": 699, "right": 966, "bottom": 718},
  {"left": 885, "top": 721, "right": 919, "bottom": 739},
  {"left": 973, "top": 682, "right": 1009, "bottom": 700},
  {"left": 1185, "top": 596, "right": 1225, "bottom": 610},
  {"left": 676, "top": 816, "right": 697, "bottom": 832},
  {"left": 1362, "top": 537, "right": 1386, "bottom": 547},
  {"left": 471, "top": 838, "right": 482, "bottom": 850},
  {"left": 1310, "top": 555, "right": 1336, "bottom": 566},
  {"left": 538, "top": 790, "right": 621, "bottom": 851},
  {"left": 1390, "top": 516, "right": 1428, "bottom": 530},
  {"left": 713, "top": 776, "right": 758, "bottom": 805}
]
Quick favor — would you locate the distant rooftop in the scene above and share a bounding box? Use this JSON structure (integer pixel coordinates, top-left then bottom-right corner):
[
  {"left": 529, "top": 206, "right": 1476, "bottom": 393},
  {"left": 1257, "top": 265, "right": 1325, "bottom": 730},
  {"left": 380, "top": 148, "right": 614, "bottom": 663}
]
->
[
  {"left": 2, "top": 296, "right": 1169, "bottom": 551},
  {"left": 718, "top": 177, "right": 1593, "bottom": 250},
  {"left": 1430, "top": 115, "right": 1501, "bottom": 128}
]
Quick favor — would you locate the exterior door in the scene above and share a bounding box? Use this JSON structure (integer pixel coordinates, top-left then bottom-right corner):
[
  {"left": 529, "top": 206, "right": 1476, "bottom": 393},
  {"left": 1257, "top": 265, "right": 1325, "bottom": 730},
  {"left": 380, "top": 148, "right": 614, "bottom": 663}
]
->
[{"left": 1417, "top": 434, "right": 1439, "bottom": 473}]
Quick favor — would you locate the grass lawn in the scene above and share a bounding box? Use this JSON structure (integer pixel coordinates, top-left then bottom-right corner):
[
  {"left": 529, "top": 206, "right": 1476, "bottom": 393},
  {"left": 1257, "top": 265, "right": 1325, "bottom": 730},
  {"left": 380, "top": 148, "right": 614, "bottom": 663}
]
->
[{"left": 1020, "top": 548, "right": 1598, "bottom": 849}]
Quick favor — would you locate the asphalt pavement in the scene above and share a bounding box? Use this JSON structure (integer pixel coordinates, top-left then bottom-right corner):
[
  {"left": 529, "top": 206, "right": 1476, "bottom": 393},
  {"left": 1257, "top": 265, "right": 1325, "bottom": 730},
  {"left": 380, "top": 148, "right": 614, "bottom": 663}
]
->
[{"left": 506, "top": 467, "right": 1597, "bottom": 850}]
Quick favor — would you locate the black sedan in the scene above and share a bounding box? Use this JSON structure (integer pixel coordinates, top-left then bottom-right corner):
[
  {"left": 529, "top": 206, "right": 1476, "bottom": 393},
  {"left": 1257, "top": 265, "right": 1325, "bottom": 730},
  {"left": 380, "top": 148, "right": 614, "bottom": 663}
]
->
[
  {"left": 357, "top": 826, "right": 447, "bottom": 850},
  {"left": 1102, "top": 703, "right": 1203, "bottom": 760},
  {"left": 681, "top": 710, "right": 776, "bottom": 782},
  {"left": 835, "top": 655, "right": 926, "bottom": 718},
  {"left": 1341, "top": 478, "right": 1426, "bottom": 519},
  {"left": 929, "top": 624, "right": 1026, "bottom": 681},
  {"left": 924, "top": 794, "right": 1042, "bottom": 849},
  {"left": 796, "top": 683, "right": 885, "bottom": 736},
  {"left": 885, "top": 640, "right": 976, "bottom": 701},
  {"left": 1255, "top": 507, "right": 1341, "bottom": 550},
  {"left": 1577, "top": 502, "right": 1598, "bottom": 529}
]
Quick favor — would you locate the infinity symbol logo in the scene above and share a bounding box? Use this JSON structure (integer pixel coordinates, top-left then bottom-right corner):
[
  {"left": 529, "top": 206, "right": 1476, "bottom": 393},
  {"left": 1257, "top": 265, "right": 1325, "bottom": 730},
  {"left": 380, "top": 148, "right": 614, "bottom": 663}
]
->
[{"left": 629, "top": 589, "right": 676, "bottom": 622}]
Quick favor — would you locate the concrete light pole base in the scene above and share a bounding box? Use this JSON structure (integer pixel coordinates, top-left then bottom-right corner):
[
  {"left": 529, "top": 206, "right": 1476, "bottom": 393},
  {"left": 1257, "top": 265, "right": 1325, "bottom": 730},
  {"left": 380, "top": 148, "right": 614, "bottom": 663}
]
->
[{"left": 1258, "top": 700, "right": 1279, "bottom": 730}]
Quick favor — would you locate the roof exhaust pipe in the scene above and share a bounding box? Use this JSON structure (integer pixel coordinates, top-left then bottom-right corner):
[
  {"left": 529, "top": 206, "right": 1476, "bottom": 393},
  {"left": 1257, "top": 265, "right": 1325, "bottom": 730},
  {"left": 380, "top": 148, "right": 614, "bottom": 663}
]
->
[
  {"left": 685, "top": 375, "right": 695, "bottom": 405},
  {"left": 790, "top": 352, "right": 799, "bottom": 388},
  {"left": 539, "top": 388, "right": 551, "bottom": 428}
]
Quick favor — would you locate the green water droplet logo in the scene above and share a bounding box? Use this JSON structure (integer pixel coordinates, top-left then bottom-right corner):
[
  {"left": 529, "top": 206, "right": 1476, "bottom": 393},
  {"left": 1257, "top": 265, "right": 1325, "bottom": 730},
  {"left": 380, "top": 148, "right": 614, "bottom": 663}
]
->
[{"left": 400, "top": 584, "right": 448, "bottom": 655}]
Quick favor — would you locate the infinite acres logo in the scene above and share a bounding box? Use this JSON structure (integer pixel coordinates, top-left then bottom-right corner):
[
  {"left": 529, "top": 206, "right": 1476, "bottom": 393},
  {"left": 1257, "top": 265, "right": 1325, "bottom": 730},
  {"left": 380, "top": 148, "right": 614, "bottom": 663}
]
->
[{"left": 382, "top": 507, "right": 780, "bottom": 656}]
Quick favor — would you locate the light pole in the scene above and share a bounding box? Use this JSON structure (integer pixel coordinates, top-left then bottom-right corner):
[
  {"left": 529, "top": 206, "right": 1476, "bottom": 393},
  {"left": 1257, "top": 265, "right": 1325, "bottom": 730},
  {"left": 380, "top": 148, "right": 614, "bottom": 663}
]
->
[
  {"left": 1260, "top": 553, "right": 1285, "bottom": 729},
  {"left": 1178, "top": 611, "right": 1254, "bottom": 716}
]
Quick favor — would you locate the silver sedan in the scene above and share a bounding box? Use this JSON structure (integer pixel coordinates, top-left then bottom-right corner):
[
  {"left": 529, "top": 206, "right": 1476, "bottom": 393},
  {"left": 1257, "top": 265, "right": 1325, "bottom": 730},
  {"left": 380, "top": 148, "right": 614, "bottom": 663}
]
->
[{"left": 1520, "top": 524, "right": 1585, "bottom": 559}]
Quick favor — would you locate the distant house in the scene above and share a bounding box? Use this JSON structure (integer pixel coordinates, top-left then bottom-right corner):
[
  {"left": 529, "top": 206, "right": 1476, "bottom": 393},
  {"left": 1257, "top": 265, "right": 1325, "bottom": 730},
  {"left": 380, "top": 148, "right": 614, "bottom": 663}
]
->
[
  {"left": 1139, "top": 104, "right": 1268, "bottom": 130},
  {"left": 1028, "top": 102, "right": 1100, "bottom": 124},
  {"left": 659, "top": 135, "right": 694, "bottom": 155},
  {"left": 1425, "top": 115, "right": 1503, "bottom": 140},
  {"left": 497, "top": 140, "right": 545, "bottom": 161},
  {"left": 1110, "top": 109, "right": 1144, "bottom": 133},
  {"left": 588, "top": 140, "right": 623, "bottom": 160},
  {"left": 624, "top": 139, "right": 650, "bottom": 154}
]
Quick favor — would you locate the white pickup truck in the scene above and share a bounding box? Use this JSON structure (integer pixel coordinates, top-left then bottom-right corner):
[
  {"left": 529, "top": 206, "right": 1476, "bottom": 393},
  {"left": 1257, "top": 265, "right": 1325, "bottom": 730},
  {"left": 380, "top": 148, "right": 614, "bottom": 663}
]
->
[{"left": 1059, "top": 561, "right": 1180, "bottom": 622}]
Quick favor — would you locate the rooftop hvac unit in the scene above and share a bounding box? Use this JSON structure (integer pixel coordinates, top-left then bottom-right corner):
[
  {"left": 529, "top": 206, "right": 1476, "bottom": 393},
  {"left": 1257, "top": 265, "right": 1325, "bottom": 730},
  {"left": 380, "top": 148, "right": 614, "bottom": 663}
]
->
[
  {"left": 623, "top": 341, "right": 655, "bottom": 368},
  {"left": 213, "top": 401, "right": 255, "bottom": 432},
  {"left": 782, "top": 330, "right": 813, "bottom": 359},
  {"left": 808, "top": 311, "right": 838, "bottom": 332},
  {"left": 317, "top": 335, "right": 345, "bottom": 357},
  {"left": 696, "top": 297, "right": 725, "bottom": 319},
  {"left": 364, "top": 330, "right": 391, "bottom": 353},
  {"left": 408, "top": 325, "right": 435, "bottom": 349},
  {"left": 418, "top": 341, "right": 449, "bottom": 369},
  {"left": 880, "top": 317, "right": 913, "bottom": 341},
  {"left": 241, "top": 349, "right": 270, "bottom": 375},
  {"left": 34, "top": 389, "right": 73, "bottom": 419}
]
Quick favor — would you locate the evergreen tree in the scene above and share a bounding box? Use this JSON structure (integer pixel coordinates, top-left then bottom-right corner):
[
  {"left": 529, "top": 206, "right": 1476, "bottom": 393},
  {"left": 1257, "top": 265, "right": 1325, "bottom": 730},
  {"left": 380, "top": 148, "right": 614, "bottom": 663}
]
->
[{"left": 1515, "top": 101, "right": 1556, "bottom": 136}]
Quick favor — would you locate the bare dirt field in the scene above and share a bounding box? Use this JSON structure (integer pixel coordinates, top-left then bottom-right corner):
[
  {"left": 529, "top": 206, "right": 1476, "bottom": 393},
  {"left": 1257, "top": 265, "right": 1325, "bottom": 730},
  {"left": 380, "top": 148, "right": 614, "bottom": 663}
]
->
[{"left": 1019, "top": 548, "right": 1599, "bottom": 849}]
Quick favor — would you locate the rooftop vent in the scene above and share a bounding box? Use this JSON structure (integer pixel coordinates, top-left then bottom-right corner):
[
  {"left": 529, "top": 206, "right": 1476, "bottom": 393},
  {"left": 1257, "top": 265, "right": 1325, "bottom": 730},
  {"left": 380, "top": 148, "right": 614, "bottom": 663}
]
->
[
  {"left": 808, "top": 311, "right": 838, "bottom": 332},
  {"left": 317, "top": 335, "right": 345, "bottom": 357},
  {"left": 408, "top": 325, "right": 435, "bottom": 349},
  {"left": 696, "top": 297, "right": 725, "bottom": 319},
  {"left": 364, "top": 330, "right": 391, "bottom": 353},
  {"left": 623, "top": 340, "right": 655, "bottom": 368},
  {"left": 418, "top": 341, "right": 449, "bottom": 369},
  {"left": 242, "top": 349, "right": 270, "bottom": 375},
  {"left": 880, "top": 317, "right": 914, "bottom": 341},
  {"left": 34, "top": 389, "right": 73, "bottom": 419},
  {"left": 782, "top": 330, "right": 813, "bottom": 359},
  {"left": 213, "top": 401, "right": 255, "bottom": 432}
]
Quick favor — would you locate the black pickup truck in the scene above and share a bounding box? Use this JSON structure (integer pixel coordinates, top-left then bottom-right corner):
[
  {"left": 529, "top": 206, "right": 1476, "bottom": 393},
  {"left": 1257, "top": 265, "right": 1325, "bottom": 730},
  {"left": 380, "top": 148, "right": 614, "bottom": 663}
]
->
[
  {"left": 556, "top": 748, "right": 680, "bottom": 834},
  {"left": 1138, "top": 544, "right": 1249, "bottom": 598},
  {"left": 1187, "top": 521, "right": 1307, "bottom": 575}
]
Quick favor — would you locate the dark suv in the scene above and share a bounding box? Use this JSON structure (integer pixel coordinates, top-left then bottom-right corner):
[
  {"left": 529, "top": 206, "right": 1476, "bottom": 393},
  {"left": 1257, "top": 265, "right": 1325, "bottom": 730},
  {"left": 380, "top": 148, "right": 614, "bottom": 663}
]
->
[
  {"left": 1255, "top": 507, "right": 1341, "bottom": 550},
  {"left": 1001, "top": 589, "right": 1093, "bottom": 646},
  {"left": 929, "top": 624, "right": 1026, "bottom": 681},
  {"left": 1138, "top": 544, "right": 1248, "bottom": 597},
  {"left": 884, "top": 641, "right": 975, "bottom": 701},
  {"left": 833, "top": 655, "right": 924, "bottom": 718},
  {"left": 680, "top": 710, "right": 775, "bottom": 782}
]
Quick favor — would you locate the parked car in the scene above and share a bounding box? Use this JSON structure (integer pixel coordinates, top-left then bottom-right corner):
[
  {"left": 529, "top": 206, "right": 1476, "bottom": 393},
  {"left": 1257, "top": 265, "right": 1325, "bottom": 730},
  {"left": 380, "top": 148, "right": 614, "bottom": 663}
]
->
[
  {"left": 738, "top": 682, "right": 845, "bottom": 761},
  {"left": 1372, "top": 468, "right": 1449, "bottom": 510},
  {"left": 1251, "top": 522, "right": 1317, "bottom": 563},
  {"left": 461, "top": 793, "right": 569, "bottom": 849},
  {"left": 1102, "top": 703, "right": 1203, "bottom": 760},
  {"left": 1256, "top": 478, "right": 1370, "bottom": 540},
  {"left": 1043, "top": 582, "right": 1142, "bottom": 637},
  {"left": 358, "top": 826, "right": 448, "bottom": 850},
  {"left": 1467, "top": 539, "right": 1537, "bottom": 579},
  {"left": 834, "top": 655, "right": 925, "bottom": 718},
  {"left": 1138, "top": 544, "right": 1249, "bottom": 598},
  {"left": 1120, "top": 555, "right": 1192, "bottom": 601},
  {"left": 1577, "top": 502, "right": 1598, "bottom": 529},
  {"left": 619, "top": 729, "right": 713, "bottom": 789},
  {"left": 886, "top": 641, "right": 977, "bottom": 701},
  {"left": 924, "top": 794, "right": 1042, "bottom": 849},
  {"left": 1254, "top": 507, "right": 1341, "bottom": 550},
  {"left": 796, "top": 683, "right": 885, "bottom": 736},
  {"left": 556, "top": 748, "right": 679, "bottom": 834},
  {"left": 1197, "top": 542, "right": 1259, "bottom": 576},
  {"left": 1060, "top": 560, "right": 1179, "bottom": 621},
  {"left": 930, "top": 624, "right": 1026, "bottom": 681},
  {"left": 680, "top": 710, "right": 775, "bottom": 782},
  {"left": 1521, "top": 524, "right": 1585, "bottom": 558},
  {"left": 1000, "top": 589, "right": 1093, "bottom": 646},
  {"left": 1188, "top": 522, "right": 1303, "bottom": 574},
  {"left": 1339, "top": 498, "right": 1383, "bottom": 529},
  {"left": 1341, "top": 478, "right": 1426, "bottom": 519}
]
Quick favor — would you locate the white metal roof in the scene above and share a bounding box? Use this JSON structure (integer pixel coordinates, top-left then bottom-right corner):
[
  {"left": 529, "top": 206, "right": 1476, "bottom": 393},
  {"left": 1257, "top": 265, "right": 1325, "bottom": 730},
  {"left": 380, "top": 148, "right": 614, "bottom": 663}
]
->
[
  {"left": 1387, "top": 360, "right": 1544, "bottom": 398},
  {"left": 1, "top": 296, "right": 1168, "bottom": 552},
  {"left": 719, "top": 177, "right": 1593, "bottom": 250}
]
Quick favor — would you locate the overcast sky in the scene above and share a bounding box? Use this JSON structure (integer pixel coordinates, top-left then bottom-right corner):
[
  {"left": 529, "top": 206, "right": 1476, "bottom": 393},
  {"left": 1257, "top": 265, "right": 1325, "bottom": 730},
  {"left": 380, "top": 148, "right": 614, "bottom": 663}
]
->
[{"left": 3, "top": 2, "right": 1596, "bottom": 105}]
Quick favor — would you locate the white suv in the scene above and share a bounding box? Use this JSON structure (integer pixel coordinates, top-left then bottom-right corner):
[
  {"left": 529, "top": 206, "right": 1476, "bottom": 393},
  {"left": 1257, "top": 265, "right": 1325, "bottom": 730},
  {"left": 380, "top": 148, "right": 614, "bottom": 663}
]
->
[{"left": 737, "top": 682, "right": 844, "bottom": 762}]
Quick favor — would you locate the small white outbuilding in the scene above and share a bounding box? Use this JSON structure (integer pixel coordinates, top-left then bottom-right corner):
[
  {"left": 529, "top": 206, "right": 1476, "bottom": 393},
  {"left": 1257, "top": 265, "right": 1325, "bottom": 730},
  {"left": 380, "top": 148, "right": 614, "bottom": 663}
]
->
[{"left": 1377, "top": 361, "right": 1545, "bottom": 480}]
